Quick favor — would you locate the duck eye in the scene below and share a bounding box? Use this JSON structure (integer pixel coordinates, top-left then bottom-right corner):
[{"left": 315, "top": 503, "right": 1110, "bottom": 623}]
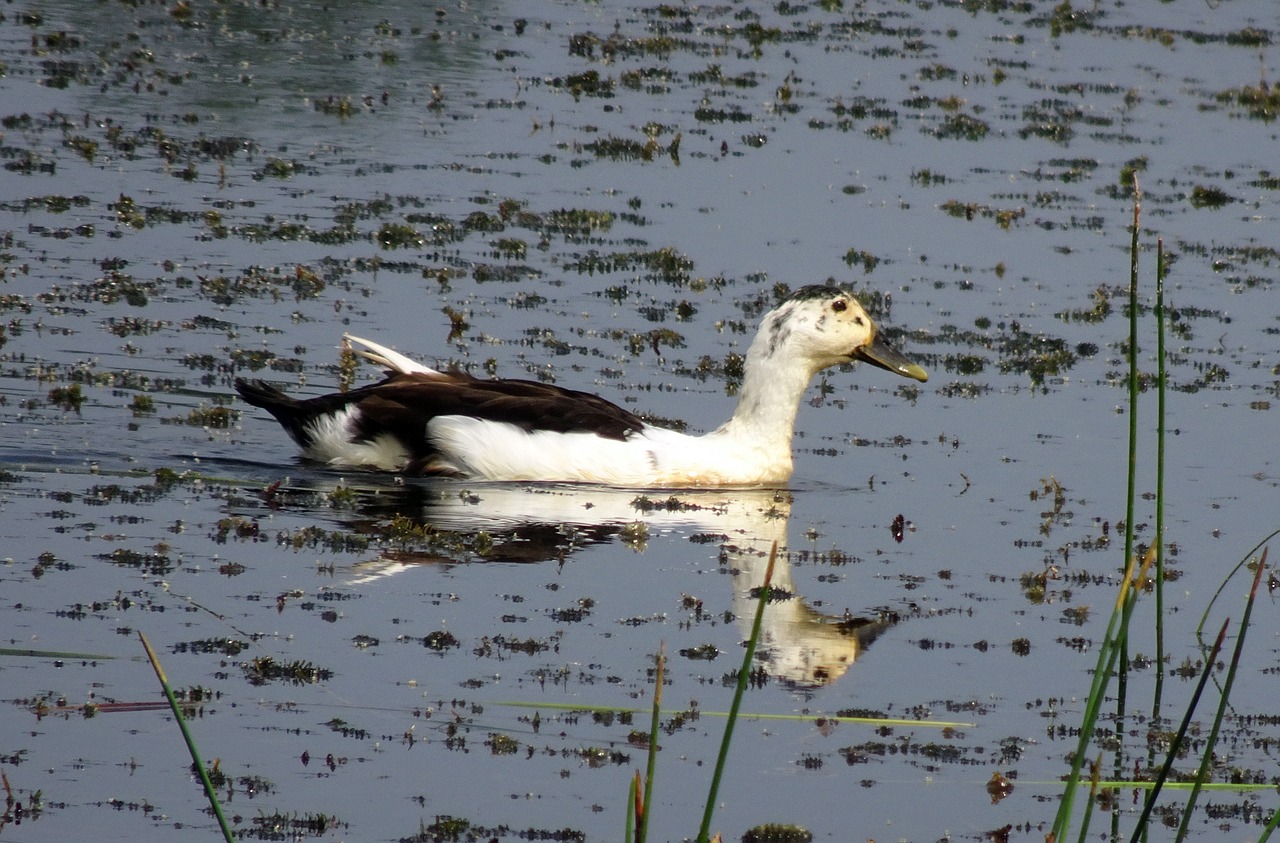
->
[{"left": 832, "top": 299, "right": 847, "bottom": 313}]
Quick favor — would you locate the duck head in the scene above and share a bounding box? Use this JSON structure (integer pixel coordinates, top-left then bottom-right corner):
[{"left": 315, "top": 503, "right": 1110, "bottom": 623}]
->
[{"left": 757, "top": 285, "right": 928, "bottom": 382}]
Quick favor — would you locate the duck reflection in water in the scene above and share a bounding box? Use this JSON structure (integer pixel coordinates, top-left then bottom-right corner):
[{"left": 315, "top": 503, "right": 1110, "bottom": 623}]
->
[{"left": 286, "top": 479, "right": 907, "bottom": 690}]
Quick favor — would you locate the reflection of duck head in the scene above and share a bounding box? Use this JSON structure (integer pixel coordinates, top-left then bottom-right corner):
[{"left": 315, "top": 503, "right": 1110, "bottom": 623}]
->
[
  {"left": 732, "top": 553, "right": 902, "bottom": 690},
  {"left": 281, "top": 479, "right": 901, "bottom": 689}
]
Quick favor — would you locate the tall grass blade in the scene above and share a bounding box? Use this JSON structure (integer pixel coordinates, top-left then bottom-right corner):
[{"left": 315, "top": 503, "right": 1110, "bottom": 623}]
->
[
  {"left": 1257, "top": 767, "right": 1280, "bottom": 843},
  {"left": 1050, "top": 548, "right": 1155, "bottom": 840},
  {"left": 696, "top": 541, "right": 777, "bottom": 843},
  {"left": 1073, "top": 756, "right": 1103, "bottom": 843},
  {"left": 0, "top": 647, "right": 116, "bottom": 660},
  {"left": 138, "top": 632, "right": 234, "bottom": 843},
  {"left": 1174, "top": 548, "right": 1268, "bottom": 843},
  {"left": 625, "top": 771, "right": 638, "bottom": 843},
  {"left": 1195, "top": 527, "right": 1280, "bottom": 641}
]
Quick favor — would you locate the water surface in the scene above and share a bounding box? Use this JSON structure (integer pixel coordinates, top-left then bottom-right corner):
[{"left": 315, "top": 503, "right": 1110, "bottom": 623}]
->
[{"left": 2, "top": 1, "right": 1279, "bottom": 841}]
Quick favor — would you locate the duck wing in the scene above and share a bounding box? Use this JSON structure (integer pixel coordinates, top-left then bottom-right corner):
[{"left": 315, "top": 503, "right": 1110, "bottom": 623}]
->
[
  {"left": 353, "top": 371, "right": 647, "bottom": 440},
  {"left": 236, "top": 371, "right": 648, "bottom": 474}
]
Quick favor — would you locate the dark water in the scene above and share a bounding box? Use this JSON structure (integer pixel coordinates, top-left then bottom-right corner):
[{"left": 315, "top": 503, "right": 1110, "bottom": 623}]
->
[{"left": 2, "top": 1, "right": 1278, "bottom": 841}]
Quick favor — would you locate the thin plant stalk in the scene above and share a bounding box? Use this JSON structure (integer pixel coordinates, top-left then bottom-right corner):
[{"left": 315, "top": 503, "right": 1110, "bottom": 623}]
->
[
  {"left": 1110, "top": 172, "right": 1144, "bottom": 842},
  {"left": 138, "top": 631, "right": 234, "bottom": 843},
  {"left": 696, "top": 541, "right": 777, "bottom": 843},
  {"left": 636, "top": 645, "right": 664, "bottom": 843},
  {"left": 1174, "top": 548, "right": 1269, "bottom": 843},
  {"left": 1073, "top": 756, "right": 1103, "bottom": 843},
  {"left": 1051, "top": 568, "right": 1131, "bottom": 837},
  {"left": 1128, "top": 617, "right": 1230, "bottom": 843},
  {"left": 1153, "top": 237, "right": 1166, "bottom": 721},
  {"left": 1257, "top": 772, "right": 1280, "bottom": 843},
  {"left": 1050, "top": 548, "right": 1155, "bottom": 840},
  {"left": 1196, "top": 527, "right": 1280, "bottom": 640},
  {"left": 1122, "top": 172, "right": 1142, "bottom": 577},
  {"left": 1137, "top": 238, "right": 1168, "bottom": 843},
  {"left": 625, "top": 772, "right": 638, "bottom": 842},
  {"left": 1118, "top": 170, "right": 1143, "bottom": 774}
]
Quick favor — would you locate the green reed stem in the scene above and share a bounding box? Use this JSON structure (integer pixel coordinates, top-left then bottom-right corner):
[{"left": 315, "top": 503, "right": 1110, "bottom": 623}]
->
[
  {"left": 1153, "top": 237, "right": 1166, "bottom": 722},
  {"left": 625, "top": 772, "right": 638, "bottom": 843},
  {"left": 138, "top": 632, "right": 234, "bottom": 843},
  {"left": 1195, "top": 526, "right": 1280, "bottom": 642},
  {"left": 1257, "top": 769, "right": 1280, "bottom": 843},
  {"left": 1051, "top": 550, "right": 1154, "bottom": 840},
  {"left": 1174, "top": 548, "right": 1268, "bottom": 843},
  {"left": 1118, "top": 171, "right": 1142, "bottom": 755},
  {"left": 1074, "top": 756, "right": 1103, "bottom": 843},
  {"left": 1129, "top": 617, "right": 1229, "bottom": 843},
  {"left": 697, "top": 542, "right": 777, "bottom": 843},
  {"left": 1123, "top": 173, "right": 1142, "bottom": 578},
  {"left": 636, "top": 646, "right": 664, "bottom": 843}
]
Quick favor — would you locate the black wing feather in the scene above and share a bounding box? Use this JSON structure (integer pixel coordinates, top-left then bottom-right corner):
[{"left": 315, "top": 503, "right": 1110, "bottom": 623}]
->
[
  {"left": 235, "top": 372, "right": 648, "bottom": 470},
  {"left": 392, "top": 371, "right": 646, "bottom": 438}
]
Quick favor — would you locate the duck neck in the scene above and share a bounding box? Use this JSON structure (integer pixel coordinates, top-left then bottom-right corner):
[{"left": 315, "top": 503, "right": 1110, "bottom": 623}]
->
[{"left": 716, "top": 341, "right": 817, "bottom": 454}]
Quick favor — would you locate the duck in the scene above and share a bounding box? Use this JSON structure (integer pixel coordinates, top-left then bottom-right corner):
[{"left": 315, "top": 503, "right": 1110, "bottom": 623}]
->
[{"left": 234, "top": 284, "right": 927, "bottom": 486}]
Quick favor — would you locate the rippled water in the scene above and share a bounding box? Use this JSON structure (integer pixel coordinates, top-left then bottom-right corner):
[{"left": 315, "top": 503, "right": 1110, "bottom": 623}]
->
[{"left": 2, "top": 1, "right": 1278, "bottom": 841}]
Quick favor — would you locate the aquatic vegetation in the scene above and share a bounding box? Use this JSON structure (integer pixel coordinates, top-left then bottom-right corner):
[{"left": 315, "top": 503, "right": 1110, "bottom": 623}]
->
[
  {"left": 177, "top": 403, "right": 237, "bottom": 428},
  {"left": 742, "top": 824, "right": 811, "bottom": 843},
  {"left": 582, "top": 131, "right": 681, "bottom": 163},
  {"left": 420, "top": 630, "right": 461, "bottom": 651},
  {"left": 1055, "top": 285, "right": 1112, "bottom": 323},
  {"left": 243, "top": 656, "right": 333, "bottom": 686},
  {"left": 172, "top": 638, "right": 250, "bottom": 657},
  {"left": 212, "top": 516, "right": 260, "bottom": 543},
  {"left": 842, "top": 248, "right": 880, "bottom": 273},
  {"left": 997, "top": 328, "right": 1076, "bottom": 385},
  {"left": 1213, "top": 81, "right": 1280, "bottom": 122},
  {"left": 376, "top": 222, "right": 425, "bottom": 249},
  {"left": 1047, "top": 0, "right": 1095, "bottom": 37},
  {"left": 98, "top": 547, "right": 174, "bottom": 576},
  {"left": 276, "top": 525, "right": 371, "bottom": 554},
  {"left": 47, "top": 383, "right": 83, "bottom": 412},
  {"left": 932, "top": 111, "right": 990, "bottom": 141},
  {"left": 258, "top": 157, "right": 297, "bottom": 179},
  {"left": 938, "top": 198, "right": 1025, "bottom": 229},
  {"left": 1188, "top": 184, "right": 1235, "bottom": 209},
  {"left": 942, "top": 353, "right": 986, "bottom": 376},
  {"left": 245, "top": 811, "right": 341, "bottom": 839}
]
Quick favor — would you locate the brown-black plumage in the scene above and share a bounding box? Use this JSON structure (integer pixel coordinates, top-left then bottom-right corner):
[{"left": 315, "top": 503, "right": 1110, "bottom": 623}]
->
[{"left": 235, "top": 370, "right": 648, "bottom": 473}]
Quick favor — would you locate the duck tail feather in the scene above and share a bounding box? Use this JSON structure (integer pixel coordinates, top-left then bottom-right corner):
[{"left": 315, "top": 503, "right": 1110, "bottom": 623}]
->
[{"left": 343, "top": 333, "right": 437, "bottom": 376}]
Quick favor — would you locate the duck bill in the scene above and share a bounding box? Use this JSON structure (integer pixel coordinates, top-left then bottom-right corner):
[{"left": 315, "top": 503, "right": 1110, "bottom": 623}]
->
[{"left": 853, "top": 334, "right": 928, "bottom": 382}]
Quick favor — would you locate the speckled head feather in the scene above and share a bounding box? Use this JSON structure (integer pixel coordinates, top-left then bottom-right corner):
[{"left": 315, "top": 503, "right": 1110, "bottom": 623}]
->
[{"left": 782, "top": 283, "right": 854, "bottom": 302}]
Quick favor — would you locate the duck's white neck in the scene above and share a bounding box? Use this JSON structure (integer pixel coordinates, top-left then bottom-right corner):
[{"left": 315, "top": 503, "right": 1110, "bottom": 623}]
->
[{"left": 707, "top": 326, "right": 821, "bottom": 478}]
